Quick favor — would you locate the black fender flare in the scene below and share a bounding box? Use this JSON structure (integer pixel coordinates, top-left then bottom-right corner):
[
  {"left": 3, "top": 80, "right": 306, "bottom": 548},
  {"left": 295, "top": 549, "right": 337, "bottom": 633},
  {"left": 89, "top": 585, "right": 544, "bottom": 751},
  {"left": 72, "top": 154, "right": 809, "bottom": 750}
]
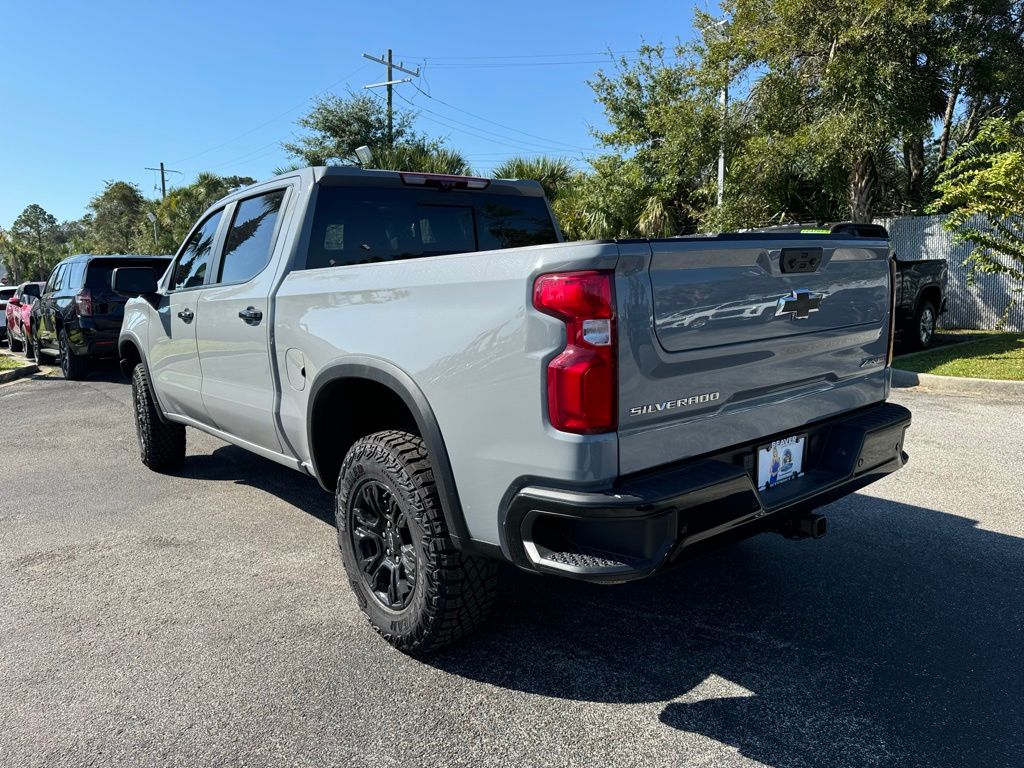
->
[
  {"left": 307, "top": 356, "right": 481, "bottom": 554},
  {"left": 118, "top": 336, "right": 171, "bottom": 424}
]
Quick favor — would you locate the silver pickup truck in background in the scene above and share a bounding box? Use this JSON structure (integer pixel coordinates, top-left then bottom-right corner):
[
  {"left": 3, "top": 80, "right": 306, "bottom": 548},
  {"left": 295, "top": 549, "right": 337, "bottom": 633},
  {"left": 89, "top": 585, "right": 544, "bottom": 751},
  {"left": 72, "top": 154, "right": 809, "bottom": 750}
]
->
[{"left": 114, "top": 167, "right": 911, "bottom": 654}]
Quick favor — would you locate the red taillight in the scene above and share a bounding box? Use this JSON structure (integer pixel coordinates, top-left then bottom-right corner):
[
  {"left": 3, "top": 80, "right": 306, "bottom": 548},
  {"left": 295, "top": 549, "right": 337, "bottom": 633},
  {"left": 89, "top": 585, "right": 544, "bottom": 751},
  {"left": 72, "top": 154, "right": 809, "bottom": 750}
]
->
[
  {"left": 533, "top": 271, "right": 616, "bottom": 434},
  {"left": 75, "top": 289, "right": 93, "bottom": 317}
]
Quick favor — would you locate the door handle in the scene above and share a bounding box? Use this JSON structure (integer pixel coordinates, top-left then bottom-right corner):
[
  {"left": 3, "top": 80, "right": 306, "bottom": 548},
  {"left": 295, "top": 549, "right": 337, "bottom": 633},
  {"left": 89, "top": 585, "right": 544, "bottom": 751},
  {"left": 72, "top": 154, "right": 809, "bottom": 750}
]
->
[
  {"left": 238, "top": 306, "right": 263, "bottom": 326},
  {"left": 177, "top": 308, "right": 194, "bottom": 324}
]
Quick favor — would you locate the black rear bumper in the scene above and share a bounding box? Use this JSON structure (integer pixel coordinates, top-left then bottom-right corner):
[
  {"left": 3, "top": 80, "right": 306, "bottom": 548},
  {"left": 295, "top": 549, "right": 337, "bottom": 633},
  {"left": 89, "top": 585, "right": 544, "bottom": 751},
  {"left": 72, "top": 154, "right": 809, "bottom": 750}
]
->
[
  {"left": 501, "top": 401, "right": 911, "bottom": 583},
  {"left": 67, "top": 324, "right": 120, "bottom": 358}
]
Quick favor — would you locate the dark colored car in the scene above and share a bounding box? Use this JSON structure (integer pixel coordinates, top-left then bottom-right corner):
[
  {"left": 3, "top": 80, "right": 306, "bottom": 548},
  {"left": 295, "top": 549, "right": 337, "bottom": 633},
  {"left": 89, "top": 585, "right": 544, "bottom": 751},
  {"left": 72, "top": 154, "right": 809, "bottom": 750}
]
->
[
  {"left": 33, "top": 254, "right": 171, "bottom": 379},
  {"left": 810, "top": 223, "right": 948, "bottom": 350},
  {"left": 749, "top": 222, "right": 948, "bottom": 350},
  {"left": 5, "top": 281, "right": 45, "bottom": 357},
  {"left": 0, "top": 285, "right": 16, "bottom": 342},
  {"left": 892, "top": 258, "right": 947, "bottom": 350}
]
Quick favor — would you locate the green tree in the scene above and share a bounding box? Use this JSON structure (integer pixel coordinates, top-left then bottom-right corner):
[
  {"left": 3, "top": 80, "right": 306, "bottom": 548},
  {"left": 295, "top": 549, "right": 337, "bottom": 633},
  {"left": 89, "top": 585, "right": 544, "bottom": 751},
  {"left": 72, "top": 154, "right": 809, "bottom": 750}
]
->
[
  {"left": 491, "top": 156, "right": 574, "bottom": 201},
  {"left": 588, "top": 44, "right": 723, "bottom": 234},
  {"left": 88, "top": 180, "right": 148, "bottom": 253},
  {"left": 9, "top": 204, "right": 60, "bottom": 280},
  {"left": 0, "top": 227, "right": 16, "bottom": 282},
  {"left": 147, "top": 172, "right": 256, "bottom": 253},
  {"left": 930, "top": 113, "right": 1024, "bottom": 285},
  {"left": 709, "top": 1, "right": 939, "bottom": 223},
  {"left": 282, "top": 92, "right": 418, "bottom": 167},
  {"left": 368, "top": 142, "right": 472, "bottom": 175},
  {"left": 931, "top": 0, "right": 1024, "bottom": 172},
  {"left": 56, "top": 216, "right": 93, "bottom": 254},
  {"left": 581, "top": 2, "right": 1024, "bottom": 231}
]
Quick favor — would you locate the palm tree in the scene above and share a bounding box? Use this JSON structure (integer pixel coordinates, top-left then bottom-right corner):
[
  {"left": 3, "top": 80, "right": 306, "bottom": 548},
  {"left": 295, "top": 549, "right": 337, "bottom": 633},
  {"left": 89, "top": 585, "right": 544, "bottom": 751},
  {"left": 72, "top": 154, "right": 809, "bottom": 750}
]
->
[
  {"left": 370, "top": 145, "right": 472, "bottom": 175},
  {"left": 491, "top": 156, "right": 574, "bottom": 201}
]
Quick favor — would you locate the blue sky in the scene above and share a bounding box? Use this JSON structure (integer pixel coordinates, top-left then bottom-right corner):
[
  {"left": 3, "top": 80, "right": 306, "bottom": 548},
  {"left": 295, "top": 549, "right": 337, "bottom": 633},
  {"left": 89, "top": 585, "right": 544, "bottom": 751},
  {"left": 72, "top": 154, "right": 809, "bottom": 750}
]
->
[{"left": 0, "top": 0, "right": 702, "bottom": 227}]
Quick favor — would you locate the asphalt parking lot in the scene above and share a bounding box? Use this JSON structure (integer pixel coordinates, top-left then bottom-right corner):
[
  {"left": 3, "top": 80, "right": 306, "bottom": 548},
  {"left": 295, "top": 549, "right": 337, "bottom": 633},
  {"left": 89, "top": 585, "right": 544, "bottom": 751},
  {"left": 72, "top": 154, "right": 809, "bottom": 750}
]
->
[{"left": 1, "top": 365, "right": 1022, "bottom": 768}]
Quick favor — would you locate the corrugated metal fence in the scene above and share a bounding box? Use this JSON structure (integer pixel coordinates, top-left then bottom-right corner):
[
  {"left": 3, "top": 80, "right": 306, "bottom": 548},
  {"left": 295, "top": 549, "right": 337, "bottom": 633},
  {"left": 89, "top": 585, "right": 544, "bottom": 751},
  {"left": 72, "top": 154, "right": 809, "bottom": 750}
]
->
[{"left": 875, "top": 214, "right": 1023, "bottom": 332}]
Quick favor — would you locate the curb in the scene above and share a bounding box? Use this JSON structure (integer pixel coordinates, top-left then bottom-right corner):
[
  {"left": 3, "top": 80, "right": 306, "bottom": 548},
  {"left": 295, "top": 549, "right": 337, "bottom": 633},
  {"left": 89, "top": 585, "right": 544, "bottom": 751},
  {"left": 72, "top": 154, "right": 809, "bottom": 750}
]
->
[
  {"left": 892, "top": 368, "right": 1024, "bottom": 396},
  {"left": 0, "top": 363, "right": 40, "bottom": 384}
]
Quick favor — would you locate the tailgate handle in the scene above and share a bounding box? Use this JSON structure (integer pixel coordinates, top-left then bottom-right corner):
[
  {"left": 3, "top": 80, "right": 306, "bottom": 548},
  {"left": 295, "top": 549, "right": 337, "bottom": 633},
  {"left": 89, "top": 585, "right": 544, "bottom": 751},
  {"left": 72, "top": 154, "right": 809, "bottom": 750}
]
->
[{"left": 780, "top": 248, "right": 823, "bottom": 274}]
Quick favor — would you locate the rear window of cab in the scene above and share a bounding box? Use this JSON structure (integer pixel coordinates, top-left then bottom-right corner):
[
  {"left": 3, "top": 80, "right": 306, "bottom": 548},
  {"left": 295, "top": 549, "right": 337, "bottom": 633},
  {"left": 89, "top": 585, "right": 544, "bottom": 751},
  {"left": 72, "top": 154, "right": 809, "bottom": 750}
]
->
[{"left": 306, "top": 186, "right": 558, "bottom": 270}]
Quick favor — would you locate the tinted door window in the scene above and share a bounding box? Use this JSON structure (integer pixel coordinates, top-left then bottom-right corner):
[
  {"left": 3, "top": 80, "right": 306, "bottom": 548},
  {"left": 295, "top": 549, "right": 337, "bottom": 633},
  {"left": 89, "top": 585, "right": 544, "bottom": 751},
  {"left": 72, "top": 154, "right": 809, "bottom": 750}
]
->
[
  {"left": 67, "top": 261, "right": 87, "bottom": 290},
  {"left": 51, "top": 264, "right": 69, "bottom": 292},
  {"left": 306, "top": 186, "right": 557, "bottom": 270},
  {"left": 218, "top": 190, "right": 286, "bottom": 284},
  {"left": 43, "top": 268, "right": 59, "bottom": 294},
  {"left": 170, "top": 211, "right": 223, "bottom": 290}
]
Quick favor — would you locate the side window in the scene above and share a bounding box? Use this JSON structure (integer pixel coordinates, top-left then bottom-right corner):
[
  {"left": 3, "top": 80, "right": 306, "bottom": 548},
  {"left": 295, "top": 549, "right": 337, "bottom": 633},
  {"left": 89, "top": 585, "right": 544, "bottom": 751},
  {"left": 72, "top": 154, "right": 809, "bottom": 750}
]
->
[
  {"left": 51, "top": 264, "right": 68, "bottom": 292},
  {"left": 67, "top": 261, "right": 87, "bottom": 290},
  {"left": 170, "top": 210, "right": 223, "bottom": 291},
  {"left": 217, "top": 190, "right": 286, "bottom": 284},
  {"left": 43, "top": 267, "right": 59, "bottom": 294}
]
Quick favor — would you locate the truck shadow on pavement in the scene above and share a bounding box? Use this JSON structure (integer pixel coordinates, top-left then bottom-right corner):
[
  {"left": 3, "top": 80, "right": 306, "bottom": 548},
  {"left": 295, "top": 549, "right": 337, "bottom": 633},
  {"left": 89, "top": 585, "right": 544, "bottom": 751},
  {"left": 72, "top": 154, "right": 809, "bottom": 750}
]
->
[
  {"left": 171, "top": 446, "right": 1022, "bottom": 766},
  {"left": 427, "top": 494, "right": 1023, "bottom": 768},
  {"left": 180, "top": 445, "right": 335, "bottom": 524}
]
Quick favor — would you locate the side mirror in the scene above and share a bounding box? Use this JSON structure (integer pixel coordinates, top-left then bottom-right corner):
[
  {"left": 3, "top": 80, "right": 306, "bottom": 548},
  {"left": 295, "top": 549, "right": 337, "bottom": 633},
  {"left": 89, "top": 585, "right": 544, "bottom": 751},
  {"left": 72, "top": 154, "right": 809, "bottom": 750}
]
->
[
  {"left": 112, "top": 267, "right": 159, "bottom": 299},
  {"left": 8, "top": 296, "right": 20, "bottom": 306}
]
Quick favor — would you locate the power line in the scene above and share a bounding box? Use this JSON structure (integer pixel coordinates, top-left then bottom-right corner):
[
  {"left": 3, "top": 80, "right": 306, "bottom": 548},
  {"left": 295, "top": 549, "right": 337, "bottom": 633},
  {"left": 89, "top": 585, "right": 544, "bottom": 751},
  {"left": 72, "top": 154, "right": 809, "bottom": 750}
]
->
[
  {"left": 144, "top": 162, "right": 182, "bottom": 198},
  {"left": 418, "top": 57, "right": 670, "bottom": 69},
  {"left": 401, "top": 50, "right": 643, "bottom": 61},
  {"left": 409, "top": 82, "right": 592, "bottom": 152},
  {"left": 425, "top": 60, "right": 624, "bottom": 69},
  {"left": 171, "top": 62, "right": 372, "bottom": 166},
  {"left": 362, "top": 50, "right": 419, "bottom": 146},
  {"left": 392, "top": 89, "right": 594, "bottom": 156},
  {"left": 208, "top": 139, "right": 284, "bottom": 172}
]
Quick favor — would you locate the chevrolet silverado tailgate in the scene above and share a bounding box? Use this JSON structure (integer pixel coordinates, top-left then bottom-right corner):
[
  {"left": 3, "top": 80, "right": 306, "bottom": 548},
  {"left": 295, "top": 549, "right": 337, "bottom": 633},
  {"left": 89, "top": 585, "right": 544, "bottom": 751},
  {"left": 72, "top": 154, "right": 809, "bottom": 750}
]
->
[{"left": 615, "top": 235, "right": 892, "bottom": 475}]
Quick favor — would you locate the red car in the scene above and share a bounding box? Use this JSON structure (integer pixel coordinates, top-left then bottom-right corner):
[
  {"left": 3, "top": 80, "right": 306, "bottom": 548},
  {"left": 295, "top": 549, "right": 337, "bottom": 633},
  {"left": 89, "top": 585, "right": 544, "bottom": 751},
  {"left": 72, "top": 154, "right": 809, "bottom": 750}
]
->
[{"left": 5, "top": 281, "right": 45, "bottom": 358}]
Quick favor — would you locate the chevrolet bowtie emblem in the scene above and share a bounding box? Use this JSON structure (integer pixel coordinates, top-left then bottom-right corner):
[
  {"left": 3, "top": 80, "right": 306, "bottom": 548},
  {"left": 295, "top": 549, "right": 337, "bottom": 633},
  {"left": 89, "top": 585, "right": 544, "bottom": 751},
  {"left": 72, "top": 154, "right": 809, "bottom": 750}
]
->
[{"left": 776, "top": 289, "right": 824, "bottom": 320}]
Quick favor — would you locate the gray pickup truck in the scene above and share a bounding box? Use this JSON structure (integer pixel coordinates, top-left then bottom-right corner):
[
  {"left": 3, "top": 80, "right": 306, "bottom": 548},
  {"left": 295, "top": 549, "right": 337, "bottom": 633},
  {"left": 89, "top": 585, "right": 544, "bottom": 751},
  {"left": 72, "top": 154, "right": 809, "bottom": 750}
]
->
[{"left": 114, "top": 167, "right": 911, "bottom": 654}]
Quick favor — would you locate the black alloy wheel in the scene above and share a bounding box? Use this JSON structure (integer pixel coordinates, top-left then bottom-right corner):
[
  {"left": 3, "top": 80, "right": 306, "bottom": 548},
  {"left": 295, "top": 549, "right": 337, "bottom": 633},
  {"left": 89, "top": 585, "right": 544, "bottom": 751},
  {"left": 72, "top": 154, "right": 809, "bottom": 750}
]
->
[{"left": 348, "top": 479, "right": 418, "bottom": 610}]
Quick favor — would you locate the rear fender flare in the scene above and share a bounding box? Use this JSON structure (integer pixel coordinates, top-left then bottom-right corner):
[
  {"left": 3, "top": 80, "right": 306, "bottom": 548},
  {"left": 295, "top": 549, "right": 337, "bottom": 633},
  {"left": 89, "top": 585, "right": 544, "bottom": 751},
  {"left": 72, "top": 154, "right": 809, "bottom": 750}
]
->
[{"left": 307, "top": 356, "right": 475, "bottom": 551}]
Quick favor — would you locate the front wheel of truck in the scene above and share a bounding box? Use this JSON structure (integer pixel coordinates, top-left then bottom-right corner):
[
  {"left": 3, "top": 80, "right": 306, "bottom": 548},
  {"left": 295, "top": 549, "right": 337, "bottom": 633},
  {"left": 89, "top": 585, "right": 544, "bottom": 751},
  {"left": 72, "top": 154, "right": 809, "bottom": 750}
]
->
[
  {"left": 336, "top": 430, "right": 498, "bottom": 655},
  {"left": 131, "top": 363, "right": 186, "bottom": 472}
]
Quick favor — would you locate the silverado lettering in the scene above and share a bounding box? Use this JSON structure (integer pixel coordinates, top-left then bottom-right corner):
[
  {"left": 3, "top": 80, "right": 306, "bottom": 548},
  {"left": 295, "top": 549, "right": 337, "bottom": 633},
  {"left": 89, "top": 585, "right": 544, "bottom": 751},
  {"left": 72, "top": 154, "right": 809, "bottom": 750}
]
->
[{"left": 630, "top": 392, "right": 721, "bottom": 415}]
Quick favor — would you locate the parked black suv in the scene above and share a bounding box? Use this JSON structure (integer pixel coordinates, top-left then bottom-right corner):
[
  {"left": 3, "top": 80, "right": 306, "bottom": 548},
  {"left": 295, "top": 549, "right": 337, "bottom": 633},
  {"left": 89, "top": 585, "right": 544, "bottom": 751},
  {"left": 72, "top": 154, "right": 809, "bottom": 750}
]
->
[{"left": 34, "top": 254, "right": 171, "bottom": 379}]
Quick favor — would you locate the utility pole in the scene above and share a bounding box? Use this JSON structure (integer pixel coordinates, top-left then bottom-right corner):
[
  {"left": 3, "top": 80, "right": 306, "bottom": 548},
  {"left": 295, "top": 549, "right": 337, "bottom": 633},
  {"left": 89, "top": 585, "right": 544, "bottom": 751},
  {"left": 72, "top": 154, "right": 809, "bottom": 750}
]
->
[
  {"left": 144, "top": 162, "right": 181, "bottom": 199},
  {"left": 387, "top": 49, "right": 393, "bottom": 146},
  {"left": 697, "top": 16, "right": 731, "bottom": 210},
  {"left": 362, "top": 51, "right": 420, "bottom": 147},
  {"left": 717, "top": 85, "right": 727, "bottom": 209}
]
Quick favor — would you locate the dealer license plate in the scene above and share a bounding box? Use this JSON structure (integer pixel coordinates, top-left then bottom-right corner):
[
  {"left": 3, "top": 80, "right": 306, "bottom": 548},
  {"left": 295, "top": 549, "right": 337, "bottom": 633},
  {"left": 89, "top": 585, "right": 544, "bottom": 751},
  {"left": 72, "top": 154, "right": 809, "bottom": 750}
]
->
[{"left": 756, "top": 435, "right": 806, "bottom": 491}]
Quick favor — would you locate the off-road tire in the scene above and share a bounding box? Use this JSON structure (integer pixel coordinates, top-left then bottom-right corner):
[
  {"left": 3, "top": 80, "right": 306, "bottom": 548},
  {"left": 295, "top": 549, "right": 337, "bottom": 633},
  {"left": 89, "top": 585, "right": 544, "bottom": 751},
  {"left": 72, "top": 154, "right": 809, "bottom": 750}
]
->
[
  {"left": 336, "top": 430, "right": 498, "bottom": 655},
  {"left": 131, "top": 363, "right": 185, "bottom": 472},
  {"left": 59, "top": 329, "right": 88, "bottom": 380}
]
